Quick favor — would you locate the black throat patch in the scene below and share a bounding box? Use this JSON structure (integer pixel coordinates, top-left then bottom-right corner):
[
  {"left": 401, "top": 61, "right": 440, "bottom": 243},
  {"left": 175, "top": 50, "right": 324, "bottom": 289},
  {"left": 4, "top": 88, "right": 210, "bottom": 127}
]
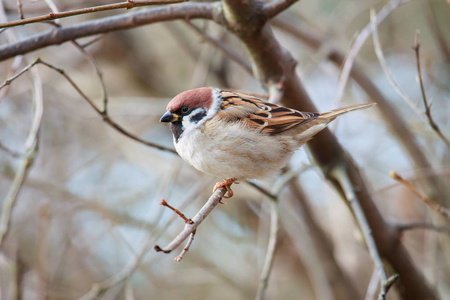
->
[{"left": 170, "top": 122, "right": 183, "bottom": 143}]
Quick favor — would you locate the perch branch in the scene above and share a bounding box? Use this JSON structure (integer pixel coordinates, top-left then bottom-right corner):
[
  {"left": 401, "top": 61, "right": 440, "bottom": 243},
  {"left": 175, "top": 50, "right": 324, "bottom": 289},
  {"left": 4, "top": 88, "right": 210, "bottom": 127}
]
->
[{"left": 154, "top": 186, "right": 227, "bottom": 254}]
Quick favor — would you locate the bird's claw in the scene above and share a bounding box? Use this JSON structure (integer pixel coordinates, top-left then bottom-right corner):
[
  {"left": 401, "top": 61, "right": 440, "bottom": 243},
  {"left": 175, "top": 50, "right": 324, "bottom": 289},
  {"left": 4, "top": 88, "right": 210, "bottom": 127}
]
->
[{"left": 213, "top": 177, "right": 238, "bottom": 199}]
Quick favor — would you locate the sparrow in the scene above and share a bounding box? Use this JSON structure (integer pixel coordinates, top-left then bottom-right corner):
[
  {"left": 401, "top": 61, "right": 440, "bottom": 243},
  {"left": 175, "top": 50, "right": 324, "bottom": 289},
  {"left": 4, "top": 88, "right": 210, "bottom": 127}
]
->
[{"left": 160, "top": 87, "right": 375, "bottom": 198}]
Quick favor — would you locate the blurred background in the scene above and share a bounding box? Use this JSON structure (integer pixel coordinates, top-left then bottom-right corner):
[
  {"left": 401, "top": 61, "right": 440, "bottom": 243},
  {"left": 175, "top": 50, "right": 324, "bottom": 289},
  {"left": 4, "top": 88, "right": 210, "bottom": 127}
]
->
[{"left": 0, "top": 0, "right": 449, "bottom": 299}]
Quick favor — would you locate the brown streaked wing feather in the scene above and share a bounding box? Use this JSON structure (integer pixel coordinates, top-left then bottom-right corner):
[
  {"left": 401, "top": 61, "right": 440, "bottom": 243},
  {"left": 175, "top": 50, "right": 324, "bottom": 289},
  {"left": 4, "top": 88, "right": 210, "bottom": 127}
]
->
[{"left": 215, "top": 91, "right": 319, "bottom": 135}]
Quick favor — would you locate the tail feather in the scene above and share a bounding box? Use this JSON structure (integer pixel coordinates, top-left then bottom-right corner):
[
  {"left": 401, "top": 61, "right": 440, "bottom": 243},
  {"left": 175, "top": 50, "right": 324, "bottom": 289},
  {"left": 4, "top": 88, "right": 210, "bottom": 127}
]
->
[{"left": 319, "top": 103, "right": 376, "bottom": 120}]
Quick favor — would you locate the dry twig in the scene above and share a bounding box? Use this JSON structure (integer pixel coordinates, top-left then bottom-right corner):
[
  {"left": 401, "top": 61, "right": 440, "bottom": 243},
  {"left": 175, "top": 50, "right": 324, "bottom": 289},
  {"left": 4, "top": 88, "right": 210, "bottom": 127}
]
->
[
  {"left": 390, "top": 171, "right": 450, "bottom": 220},
  {"left": 369, "top": 8, "right": 425, "bottom": 119},
  {"left": 393, "top": 222, "right": 450, "bottom": 235},
  {"left": 412, "top": 31, "right": 450, "bottom": 148},
  {"left": 0, "top": 64, "right": 43, "bottom": 245},
  {"left": 154, "top": 186, "right": 228, "bottom": 255},
  {"left": 0, "top": 0, "right": 187, "bottom": 28},
  {"left": 335, "top": 0, "right": 408, "bottom": 107}
]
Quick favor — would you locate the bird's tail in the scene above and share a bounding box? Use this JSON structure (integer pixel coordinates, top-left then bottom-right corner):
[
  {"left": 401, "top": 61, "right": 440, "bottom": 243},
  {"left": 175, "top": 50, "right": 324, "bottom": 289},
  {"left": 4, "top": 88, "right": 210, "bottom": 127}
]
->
[{"left": 319, "top": 103, "right": 376, "bottom": 120}]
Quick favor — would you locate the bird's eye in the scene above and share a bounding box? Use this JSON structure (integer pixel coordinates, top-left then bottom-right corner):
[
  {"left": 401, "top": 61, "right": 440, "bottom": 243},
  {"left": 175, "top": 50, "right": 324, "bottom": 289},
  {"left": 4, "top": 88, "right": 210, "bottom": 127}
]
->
[{"left": 181, "top": 106, "right": 189, "bottom": 114}]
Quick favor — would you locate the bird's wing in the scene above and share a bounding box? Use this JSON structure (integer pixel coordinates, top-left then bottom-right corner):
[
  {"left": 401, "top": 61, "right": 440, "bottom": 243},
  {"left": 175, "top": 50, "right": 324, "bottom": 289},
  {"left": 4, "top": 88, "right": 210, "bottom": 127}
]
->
[{"left": 215, "top": 90, "right": 319, "bottom": 135}]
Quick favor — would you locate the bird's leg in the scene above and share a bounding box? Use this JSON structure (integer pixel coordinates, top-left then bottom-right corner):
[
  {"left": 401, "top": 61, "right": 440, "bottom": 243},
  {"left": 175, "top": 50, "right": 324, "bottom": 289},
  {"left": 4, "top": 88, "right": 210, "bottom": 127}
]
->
[{"left": 213, "top": 177, "right": 239, "bottom": 198}]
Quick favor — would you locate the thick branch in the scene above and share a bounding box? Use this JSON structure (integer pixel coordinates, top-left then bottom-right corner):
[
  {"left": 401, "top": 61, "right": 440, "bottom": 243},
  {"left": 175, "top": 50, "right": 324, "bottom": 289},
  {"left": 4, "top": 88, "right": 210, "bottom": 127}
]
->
[
  {"left": 222, "top": 0, "right": 437, "bottom": 299},
  {"left": 0, "top": 2, "right": 219, "bottom": 62}
]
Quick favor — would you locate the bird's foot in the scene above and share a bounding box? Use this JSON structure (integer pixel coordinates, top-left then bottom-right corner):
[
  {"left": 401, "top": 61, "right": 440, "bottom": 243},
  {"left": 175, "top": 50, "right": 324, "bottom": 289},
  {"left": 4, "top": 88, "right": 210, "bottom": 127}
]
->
[{"left": 213, "top": 177, "right": 239, "bottom": 199}]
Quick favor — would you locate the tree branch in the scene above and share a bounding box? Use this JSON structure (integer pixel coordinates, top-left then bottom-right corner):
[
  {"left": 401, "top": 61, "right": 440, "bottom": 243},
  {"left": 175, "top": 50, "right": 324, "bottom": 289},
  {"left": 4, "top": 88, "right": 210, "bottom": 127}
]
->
[
  {"left": 221, "top": 0, "right": 437, "bottom": 299},
  {"left": 0, "top": 0, "right": 187, "bottom": 28},
  {"left": 0, "top": 2, "right": 219, "bottom": 62},
  {"left": 154, "top": 186, "right": 227, "bottom": 255}
]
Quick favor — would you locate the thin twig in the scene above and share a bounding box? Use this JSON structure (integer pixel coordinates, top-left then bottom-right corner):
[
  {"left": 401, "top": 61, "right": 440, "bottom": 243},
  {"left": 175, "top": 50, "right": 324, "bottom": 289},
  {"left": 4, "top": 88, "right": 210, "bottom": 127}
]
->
[
  {"left": 174, "top": 231, "right": 196, "bottom": 261},
  {"left": 255, "top": 197, "right": 278, "bottom": 300},
  {"left": 336, "top": 167, "right": 397, "bottom": 300},
  {"left": 255, "top": 169, "right": 298, "bottom": 300},
  {"left": 335, "top": 0, "right": 408, "bottom": 107},
  {"left": 390, "top": 171, "right": 450, "bottom": 220},
  {"left": 15, "top": 0, "right": 24, "bottom": 19},
  {"left": 45, "top": 59, "right": 176, "bottom": 153},
  {"left": 393, "top": 222, "right": 450, "bottom": 235},
  {"left": 412, "top": 31, "right": 450, "bottom": 148},
  {"left": 154, "top": 186, "right": 227, "bottom": 254},
  {"left": 0, "top": 0, "right": 187, "bottom": 28},
  {"left": 0, "top": 142, "right": 22, "bottom": 158},
  {"left": 369, "top": 8, "right": 426, "bottom": 120},
  {"left": 159, "top": 199, "right": 193, "bottom": 224},
  {"left": 185, "top": 21, "right": 253, "bottom": 75},
  {"left": 0, "top": 65, "right": 43, "bottom": 246}
]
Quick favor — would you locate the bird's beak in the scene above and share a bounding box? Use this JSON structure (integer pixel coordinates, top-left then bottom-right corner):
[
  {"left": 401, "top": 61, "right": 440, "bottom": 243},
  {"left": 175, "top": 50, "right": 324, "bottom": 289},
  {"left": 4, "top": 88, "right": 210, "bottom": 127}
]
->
[{"left": 160, "top": 111, "right": 179, "bottom": 123}]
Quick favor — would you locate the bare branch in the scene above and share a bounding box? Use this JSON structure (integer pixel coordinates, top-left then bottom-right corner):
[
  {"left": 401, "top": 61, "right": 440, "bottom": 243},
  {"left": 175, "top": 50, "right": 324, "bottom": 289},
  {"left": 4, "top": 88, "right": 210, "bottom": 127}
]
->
[
  {"left": 0, "top": 2, "right": 219, "bottom": 62},
  {"left": 154, "top": 186, "right": 228, "bottom": 254},
  {"left": 369, "top": 8, "right": 426, "bottom": 120},
  {"left": 393, "top": 222, "right": 450, "bottom": 235},
  {"left": 412, "top": 31, "right": 450, "bottom": 148},
  {"left": 335, "top": 0, "right": 409, "bottom": 107},
  {"left": 255, "top": 197, "right": 278, "bottom": 300},
  {"left": 337, "top": 169, "right": 397, "bottom": 300},
  {"left": 390, "top": 171, "right": 450, "bottom": 220},
  {"left": 185, "top": 21, "right": 253, "bottom": 75},
  {"left": 0, "top": 64, "right": 43, "bottom": 246},
  {"left": 15, "top": 0, "right": 24, "bottom": 20},
  {"left": 0, "top": 0, "right": 187, "bottom": 28}
]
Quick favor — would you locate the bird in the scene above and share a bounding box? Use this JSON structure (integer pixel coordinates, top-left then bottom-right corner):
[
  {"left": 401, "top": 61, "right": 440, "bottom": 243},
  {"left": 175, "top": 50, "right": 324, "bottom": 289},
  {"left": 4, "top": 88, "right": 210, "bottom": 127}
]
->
[{"left": 160, "top": 87, "right": 375, "bottom": 198}]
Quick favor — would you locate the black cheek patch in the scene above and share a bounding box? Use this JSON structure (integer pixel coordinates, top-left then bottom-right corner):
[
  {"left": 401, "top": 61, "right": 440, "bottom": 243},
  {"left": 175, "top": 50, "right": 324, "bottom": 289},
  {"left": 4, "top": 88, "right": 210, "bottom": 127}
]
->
[
  {"left": 170, "top": 122, "right": 184, "bottom": 143},
  {"left": 190, "top": 110, "right": 207, "bottom": 123}
]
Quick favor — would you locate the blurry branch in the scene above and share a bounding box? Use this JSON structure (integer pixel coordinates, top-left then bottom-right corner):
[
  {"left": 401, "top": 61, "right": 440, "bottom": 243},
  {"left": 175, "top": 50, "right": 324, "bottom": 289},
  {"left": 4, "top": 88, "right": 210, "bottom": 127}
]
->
[
  {"left": 369, "top": 9, "right": 425, "bottom": 119},
  {"left": 337, "top": 169, "right": 398, "bottom": 300},
  {"left": 79, "top": 180, "right": 212, "bottom": 299},
  {"left": 16, "top": 0, "right": 24, "bottom": 20},
  {"left": 154, "top": 187, "right": 228, "bottom": 256},
  {"left": 41, "top": 0, "right": 109, "bottom": 114},
  {"left": 393, "top": 222, "right": 450, "bottom": 235},
  {"left": 185, "top": 21, "right": 253, "bottom": 75},
  {"left": 18, "top": 58, "right": 175, "bottom": 153},
  {"left": 0, "top": 142, "right": 22, "bottom": 158},
  {"left": 0, "top": 56, "right": 23, "bottom": 103},
  {"left": 272, "top": 11, "right": 450, "bottom": 207},
  {"left": 412, "top": 31, "right": 450, "bottom": 148},
  {"left": 390, "top": 171, "right": 450, "bottom": 220},
  {"left": 420, "top": 0, "right": 450, "bottom": 62},
  {"left": 255, "top": 169, "right": 298, "bottom": 300},
  {"left": 288, "top": 181, "right": 361, "bottom": 299},
  {"left": 0, "top": 66, "right": 43, "bottom": 246},
  {"left": 0, "top": 0, "right": 187, "bottom": 28},
  {"left": 79, "top": 235, "right": 157, "bottom": 300},
  {"left": 0, "top": 2, "right": 218, "bottom": 62},
  {"left": 335, "top": 0, "right": 408, "bottom": 107}
]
